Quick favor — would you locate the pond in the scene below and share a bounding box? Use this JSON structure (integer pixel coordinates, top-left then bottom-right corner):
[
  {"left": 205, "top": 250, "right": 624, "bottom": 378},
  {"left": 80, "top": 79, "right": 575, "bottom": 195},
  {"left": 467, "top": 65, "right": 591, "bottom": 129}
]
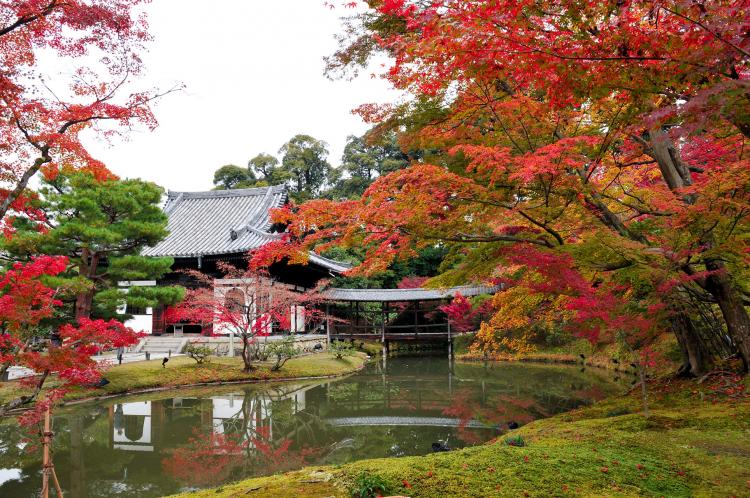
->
[{"left": 0, "top": 356, "right": 627, "bottom": 497}]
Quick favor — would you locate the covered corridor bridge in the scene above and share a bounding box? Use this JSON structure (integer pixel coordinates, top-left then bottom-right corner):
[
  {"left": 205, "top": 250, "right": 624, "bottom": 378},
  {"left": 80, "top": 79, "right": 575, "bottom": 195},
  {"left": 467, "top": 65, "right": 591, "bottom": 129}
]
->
[{"left": 321, "top": 285, "right": 499, "bottom": 352}]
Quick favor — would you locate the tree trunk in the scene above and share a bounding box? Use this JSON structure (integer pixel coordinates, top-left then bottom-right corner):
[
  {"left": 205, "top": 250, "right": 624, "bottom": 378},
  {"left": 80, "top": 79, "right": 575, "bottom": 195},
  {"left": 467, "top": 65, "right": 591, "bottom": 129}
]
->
[
  {"left": 0, "top": 369, "right": 49, "bottom": 416},
  {"left": 703, "top": 260, "right": 750, "bottom": 371},
  {"left": 671, "top": 312, "right": 713, "bottom": 377},
  {"left": 75, "top": 249, "right": 99, "bottom": 321},
  {"left": 75, "top": 291, "right": 94, "bottom": 322},
  {"left": 644, "top": 131, "right": 749, "bottom": 369}
]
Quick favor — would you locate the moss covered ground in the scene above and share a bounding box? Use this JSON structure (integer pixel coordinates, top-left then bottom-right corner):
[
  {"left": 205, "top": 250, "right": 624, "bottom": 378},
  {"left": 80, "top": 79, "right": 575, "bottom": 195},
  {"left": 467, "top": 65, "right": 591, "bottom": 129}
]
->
[
  {"left": 0, "top": 352, "right": 367, "bottom": 407},
  {"left": 171, "top": 374, "right": 750, "bottom": 498}
]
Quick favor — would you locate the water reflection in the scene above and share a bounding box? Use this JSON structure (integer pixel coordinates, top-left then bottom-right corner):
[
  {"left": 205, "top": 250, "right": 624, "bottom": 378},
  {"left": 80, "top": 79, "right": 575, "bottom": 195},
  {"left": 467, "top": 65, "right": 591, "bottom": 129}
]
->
[{"left": 0, "top": 357, "right": 626, "bottom": 497}]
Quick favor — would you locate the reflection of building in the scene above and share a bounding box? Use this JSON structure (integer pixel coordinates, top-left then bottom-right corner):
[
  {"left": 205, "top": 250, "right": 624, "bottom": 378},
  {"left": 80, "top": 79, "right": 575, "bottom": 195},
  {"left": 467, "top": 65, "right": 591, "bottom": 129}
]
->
[
  {"left": 111, "top": 402, "right": 153, "bottom": 452},
  {"left": 109, "top": 385, "right": 316, "bottom": 454}
]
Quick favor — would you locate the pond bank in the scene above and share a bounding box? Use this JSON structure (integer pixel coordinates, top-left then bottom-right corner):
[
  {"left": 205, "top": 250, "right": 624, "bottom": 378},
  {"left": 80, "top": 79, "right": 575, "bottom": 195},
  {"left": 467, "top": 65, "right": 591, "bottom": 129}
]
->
[
  {"left": 0, "top": 352, "right": 368, "bottom": 411},
  {"left": 172, "top": 375, "right": 750, "bottom": 497}
]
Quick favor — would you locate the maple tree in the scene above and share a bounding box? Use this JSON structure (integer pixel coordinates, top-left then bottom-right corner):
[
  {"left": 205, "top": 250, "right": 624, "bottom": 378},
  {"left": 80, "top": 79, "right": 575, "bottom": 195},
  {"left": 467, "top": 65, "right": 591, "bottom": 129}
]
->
[
  {"left": 260, "top": 0, "right": 750, "bottom": 376},
  {"left": 0, "top": 256, "right": 140, "bottom": 416},
  {"left": 0, "top": 0, "right": 175, "bottom": 225},
  {"left": 0, "top": 0, "right": 164, "bottom": 418},
  {"left": 170, "top": 263, "right": 324, "bottom": 372}
]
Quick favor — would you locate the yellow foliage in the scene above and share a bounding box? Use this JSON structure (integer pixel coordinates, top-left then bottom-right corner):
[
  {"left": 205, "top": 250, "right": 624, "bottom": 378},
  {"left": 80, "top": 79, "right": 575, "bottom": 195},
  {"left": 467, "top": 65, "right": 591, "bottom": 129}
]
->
[{"left": 469, "top": 284, "right": 573, "bottom": 358}]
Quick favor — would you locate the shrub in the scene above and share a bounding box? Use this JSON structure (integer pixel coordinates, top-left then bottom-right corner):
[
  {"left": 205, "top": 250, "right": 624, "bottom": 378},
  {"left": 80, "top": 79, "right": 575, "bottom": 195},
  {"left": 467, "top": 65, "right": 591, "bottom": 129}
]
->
[
  {"left": 504, "top": 435, "right": 526, "bottom": 447},
  {"left": 266, "top": 335, "right": 298, "bottom": 371},
  {"left": 330, "top": 340, "right": 356, "bottom": 359},
  {"left": 185, "top": 342, "right": 213, "bottom": 364},
  {"left": 351, "top": 472, "right": 388, "bottom": 498}
]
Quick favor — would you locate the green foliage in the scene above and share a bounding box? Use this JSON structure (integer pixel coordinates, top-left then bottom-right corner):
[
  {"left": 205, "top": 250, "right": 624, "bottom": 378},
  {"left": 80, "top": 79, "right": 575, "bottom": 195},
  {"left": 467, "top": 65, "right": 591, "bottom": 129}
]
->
[
  {"left": 452, "top": 332, "right": 477, "bottom": 355},
  {"left": 3, "top": 172, "right": 183, "bottom": 321},
  {"left": 248, "top": 153, "right": 280, "bottom": 184},
  {"left": 329, "top": 245, "right": 448, "bottom": 289},
  {"left": 329, "top": 340, "right": 357, "bottom": 359},
  {"left": 185, "top": 343, "right": 213, "bottom": 364},
  {"left": 279, "top": 134, "right": 334, "bottom": 201},
  {"left": 327, "top": 131, "right": 411, "bottom": 200},
  {"left": 213, "top": 164, "right": 256, "bottom": 190},
  {"left": 350, "top": 472, "right": 389, "bottom": 498},
  {"left": 266, "top": 335, "right": 299, "bottom": 371}
]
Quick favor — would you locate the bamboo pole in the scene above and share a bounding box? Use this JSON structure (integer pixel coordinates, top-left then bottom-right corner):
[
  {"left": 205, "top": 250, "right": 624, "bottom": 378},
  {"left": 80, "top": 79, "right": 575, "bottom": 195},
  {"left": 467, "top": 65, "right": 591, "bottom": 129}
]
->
[{"left": 41, "top": 406, "right": 64, "bottom": 498}]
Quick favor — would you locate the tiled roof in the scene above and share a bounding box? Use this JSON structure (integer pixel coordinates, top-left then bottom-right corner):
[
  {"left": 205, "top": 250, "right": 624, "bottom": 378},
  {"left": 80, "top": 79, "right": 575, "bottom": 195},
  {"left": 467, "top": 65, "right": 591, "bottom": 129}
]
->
[
  {"left": 142, "top": 185, "right": 287, "bottom": 258},
  {"left": 321, "top": 284, "right": 501, "bottom": 302},
  {"left": 308, "top": 252, "right": 352, "bottom": 274}
]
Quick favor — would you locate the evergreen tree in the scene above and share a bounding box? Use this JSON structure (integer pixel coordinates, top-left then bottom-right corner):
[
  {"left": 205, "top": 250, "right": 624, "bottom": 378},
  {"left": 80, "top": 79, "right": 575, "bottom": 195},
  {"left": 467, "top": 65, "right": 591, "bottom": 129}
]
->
[
  {"left": 327, "top": 131, "right": 412, "bottom": 199},
  {"left": 248, "top": 153, "right": 281, "bottom": 185},
  {"left": 278, "top": 134, "right": 334, "bottom": 201},
  {"left": 213, "top": 164, "right": 256, "bottom": 190},
  {"left": 4, "top": 172, "right": 183, "bottom": 322}
]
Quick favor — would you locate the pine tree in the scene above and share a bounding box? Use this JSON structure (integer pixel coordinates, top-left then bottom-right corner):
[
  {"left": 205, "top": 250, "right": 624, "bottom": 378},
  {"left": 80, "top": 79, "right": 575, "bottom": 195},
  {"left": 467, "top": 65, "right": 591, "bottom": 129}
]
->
[{"left": 4, "top": 172, "right": 183, "bottom": 322}]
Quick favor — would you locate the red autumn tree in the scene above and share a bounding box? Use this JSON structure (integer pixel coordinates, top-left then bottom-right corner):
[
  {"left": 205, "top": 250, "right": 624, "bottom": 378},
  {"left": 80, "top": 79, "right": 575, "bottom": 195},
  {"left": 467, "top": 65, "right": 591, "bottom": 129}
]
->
[
  {"left": 0, "top": 256, "right": 141, "bottom": 416},
  {"left": 0, "top": 0, "right": 176, "bottom": 224},
  {"left": 261, "top": 0, "right": 750, "bottom": 377},
  {"left": 170, "top": 263, "right": 325, "bottom": 372}
]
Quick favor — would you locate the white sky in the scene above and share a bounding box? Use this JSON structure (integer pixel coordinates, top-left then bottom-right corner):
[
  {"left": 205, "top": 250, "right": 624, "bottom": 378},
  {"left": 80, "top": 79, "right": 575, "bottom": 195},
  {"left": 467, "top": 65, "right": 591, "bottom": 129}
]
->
[{"left": 82, "top": 1, "right": 397, "bottom": 192}]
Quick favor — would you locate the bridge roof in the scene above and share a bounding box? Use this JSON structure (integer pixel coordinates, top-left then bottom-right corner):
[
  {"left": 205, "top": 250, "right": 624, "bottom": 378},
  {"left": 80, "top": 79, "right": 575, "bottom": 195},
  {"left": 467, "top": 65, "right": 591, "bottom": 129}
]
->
[{"left": 322, "top": 284, "right": 500, "bottom": 302}]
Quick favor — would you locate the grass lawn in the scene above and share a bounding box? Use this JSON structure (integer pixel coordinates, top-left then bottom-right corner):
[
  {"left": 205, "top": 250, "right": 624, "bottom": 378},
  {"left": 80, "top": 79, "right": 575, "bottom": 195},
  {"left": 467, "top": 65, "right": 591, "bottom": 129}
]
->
[
  {"left": 0, "top": 352, "right": 367, "bottom": 406},
  {"left": 171, "top": 375, "right": 750, "bottom": 498}
]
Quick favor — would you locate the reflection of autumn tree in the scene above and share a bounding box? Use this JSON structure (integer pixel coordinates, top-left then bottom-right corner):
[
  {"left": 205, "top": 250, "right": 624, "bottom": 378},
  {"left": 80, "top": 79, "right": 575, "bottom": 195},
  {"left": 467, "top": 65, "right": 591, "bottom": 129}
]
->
[
  {"left": 162, "top": 389, "right": 325, "bottom": 487},
  {"left": 161, "top": 430, "right": 247, "bottom": 487}
]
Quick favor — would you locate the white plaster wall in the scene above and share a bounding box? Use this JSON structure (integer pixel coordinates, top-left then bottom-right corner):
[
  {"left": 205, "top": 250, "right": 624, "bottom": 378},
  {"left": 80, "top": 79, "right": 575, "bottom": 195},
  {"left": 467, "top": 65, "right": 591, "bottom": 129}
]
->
[{"left": 125, "top": 314, "right": 153, "bottom": 335}]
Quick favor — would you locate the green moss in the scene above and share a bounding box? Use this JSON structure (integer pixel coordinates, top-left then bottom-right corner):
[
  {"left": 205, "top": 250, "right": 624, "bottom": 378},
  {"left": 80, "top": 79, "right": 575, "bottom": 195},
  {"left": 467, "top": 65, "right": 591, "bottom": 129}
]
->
[
  {"left": 0, "top": 353, "right": 367, "bottom": 406},
  {"left": 171, "top": 383, "right": 750, "bottom": 498}
]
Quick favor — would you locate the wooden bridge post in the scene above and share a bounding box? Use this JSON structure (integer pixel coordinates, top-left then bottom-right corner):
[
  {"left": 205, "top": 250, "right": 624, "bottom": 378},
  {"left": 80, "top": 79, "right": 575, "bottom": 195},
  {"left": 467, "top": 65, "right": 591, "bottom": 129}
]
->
[
  {"left": 325, "top": 303, "right": 330, "bottom": 346},
  {"left": 381, "top": 302, "right": 387, "bottom": 367},
  {"left": 448, "top": 319, "right": 454, "bottom": 360}
]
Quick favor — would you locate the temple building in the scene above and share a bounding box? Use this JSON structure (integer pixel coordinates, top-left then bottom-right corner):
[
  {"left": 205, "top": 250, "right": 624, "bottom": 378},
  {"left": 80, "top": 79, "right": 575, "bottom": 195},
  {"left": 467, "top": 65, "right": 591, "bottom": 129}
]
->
[{"left": 124, "top": 185, "right": 349, "bottom": 336}]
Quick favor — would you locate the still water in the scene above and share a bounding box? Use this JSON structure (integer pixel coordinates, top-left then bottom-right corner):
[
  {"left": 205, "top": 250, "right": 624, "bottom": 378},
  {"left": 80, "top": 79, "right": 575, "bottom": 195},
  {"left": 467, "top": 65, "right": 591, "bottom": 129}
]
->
[{"left": 0, "top": 357, "right": 625, "bottom": 497}]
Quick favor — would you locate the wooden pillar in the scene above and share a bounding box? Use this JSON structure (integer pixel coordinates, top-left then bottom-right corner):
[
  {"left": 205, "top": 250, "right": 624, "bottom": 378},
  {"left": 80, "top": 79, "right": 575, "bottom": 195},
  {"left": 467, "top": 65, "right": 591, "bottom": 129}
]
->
[
  {"left": 448, "top": 319, "right": 453, "bottom": 359},
  {"left": 349, "top": 301, "right": 354, "bottom": 339},
  {"left": 381, "top": 302, "right": 387, "bottom": 343},
  {"left": 414, "top": 301, "right": 419, "bottom": 338},
  {"left": 381, "top": 301, "right": 387, "bottom": 369},
  {"left": 325, "top": 303, "right": 330, "bottom": 346}
]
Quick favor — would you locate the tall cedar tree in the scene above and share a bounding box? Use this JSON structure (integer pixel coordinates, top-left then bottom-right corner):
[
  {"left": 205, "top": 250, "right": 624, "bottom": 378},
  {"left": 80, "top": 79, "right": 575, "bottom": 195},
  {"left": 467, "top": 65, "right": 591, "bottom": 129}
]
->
[{"left": 4, "top": 172, "right": 183, "bottom": 322}]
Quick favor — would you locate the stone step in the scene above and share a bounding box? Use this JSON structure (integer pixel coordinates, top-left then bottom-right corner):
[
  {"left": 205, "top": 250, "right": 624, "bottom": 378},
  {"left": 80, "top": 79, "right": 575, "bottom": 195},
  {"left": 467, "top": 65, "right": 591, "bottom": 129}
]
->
[{"left": 139, "top": 336, "right": 187, "bottom": 354}]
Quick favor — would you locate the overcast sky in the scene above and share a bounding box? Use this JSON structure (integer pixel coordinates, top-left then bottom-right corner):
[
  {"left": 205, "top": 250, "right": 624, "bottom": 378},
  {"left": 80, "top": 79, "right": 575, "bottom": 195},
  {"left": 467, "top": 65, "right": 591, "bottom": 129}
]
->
[{"left": 82, "top": 1, "right": 397, "bottom": 192}]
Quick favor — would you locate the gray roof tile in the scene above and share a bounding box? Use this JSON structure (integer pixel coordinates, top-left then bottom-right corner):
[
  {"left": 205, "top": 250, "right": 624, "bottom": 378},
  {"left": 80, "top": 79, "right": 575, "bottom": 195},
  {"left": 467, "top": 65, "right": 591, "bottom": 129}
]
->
[
  {"left": 142, "top": 185, "right": 287, "bottom": 258},
  {"left": 322, "top": 284, "right": 500, "bottom": 302}
]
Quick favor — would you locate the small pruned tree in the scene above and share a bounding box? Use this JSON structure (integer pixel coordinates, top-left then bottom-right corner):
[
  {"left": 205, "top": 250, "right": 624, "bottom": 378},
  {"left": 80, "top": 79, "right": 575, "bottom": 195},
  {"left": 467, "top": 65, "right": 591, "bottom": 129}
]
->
[
  {"left": 185, "top": 342, "right": 213, "bottom": 364},
  {"left": 266, "top": 335, "right": 298, "bottom": 371},
  {"left": 329, "top": 340, "right": 356, "bottom": 360},
  {"left": 170, "top": 263, "right": 324, "bottom": 372}
]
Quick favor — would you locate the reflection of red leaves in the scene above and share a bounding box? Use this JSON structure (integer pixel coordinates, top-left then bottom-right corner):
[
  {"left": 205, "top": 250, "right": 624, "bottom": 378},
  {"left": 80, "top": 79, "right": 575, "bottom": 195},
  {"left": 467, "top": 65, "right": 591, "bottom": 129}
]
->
[{"left": 162, "top": 430, "right": 248, "bottom": 487}]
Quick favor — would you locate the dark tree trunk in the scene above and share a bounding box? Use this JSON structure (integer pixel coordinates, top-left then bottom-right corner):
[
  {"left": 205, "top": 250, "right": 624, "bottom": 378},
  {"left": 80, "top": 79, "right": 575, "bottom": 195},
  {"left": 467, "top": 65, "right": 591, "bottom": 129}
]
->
[
  {"left": 703, "top": 261, "right": 750, "bottom": 371},
  {"left": 0, "top": 369, "right": 49, "bottom": 416},
  {"left": 75, "top": 291, "right": 94, "bottom": 322},
  {"left": 671, "top": 312, "right": 713, "bottom": 377},
  {"left": 75, "top": 249, "right": 99, "bottom": 321}
]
